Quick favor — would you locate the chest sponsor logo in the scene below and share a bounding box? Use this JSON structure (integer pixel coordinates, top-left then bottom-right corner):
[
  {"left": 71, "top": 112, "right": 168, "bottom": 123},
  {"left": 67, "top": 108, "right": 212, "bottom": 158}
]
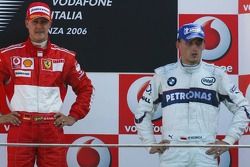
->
[
  {"left": 201, "top": 77, "right": 216, "bottom": 86},
  {"left": 21, "top": 58, "right": 34, "bottom": 70},
  {"left": 162, "top": 88, "right": 219, "bottom": 107},
  {"left": 167, "top": 77, "right": 177, "bottom": 86},
  {"left": 14, "top": 70, "right": 31, "bottom": 77},
  {"left": 23, "top": 59, "right": 33, "bottom": 67},
  {"left": 42, "top": 58, "right": 65, "bottom": 71},
  {"left": 11, "top": 56, "right": 21, "bottom": 69},
  {"left": 43, "top": 59, "right": 52, "bottom": 70},
  {"left": 11, "top": 57, "right": 34, "bottom": 70}
]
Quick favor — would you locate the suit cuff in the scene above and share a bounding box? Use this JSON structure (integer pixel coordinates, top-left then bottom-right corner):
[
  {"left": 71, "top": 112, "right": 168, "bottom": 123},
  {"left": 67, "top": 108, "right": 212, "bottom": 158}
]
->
[{"left": 222, "top": 136, "right": 236, "bottom": 145}]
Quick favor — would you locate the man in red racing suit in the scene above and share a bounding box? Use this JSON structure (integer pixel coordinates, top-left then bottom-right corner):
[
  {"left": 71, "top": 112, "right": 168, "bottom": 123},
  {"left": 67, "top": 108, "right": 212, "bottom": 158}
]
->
[{"left": 0, "top": 2, "right": 94, "bottom": 167}]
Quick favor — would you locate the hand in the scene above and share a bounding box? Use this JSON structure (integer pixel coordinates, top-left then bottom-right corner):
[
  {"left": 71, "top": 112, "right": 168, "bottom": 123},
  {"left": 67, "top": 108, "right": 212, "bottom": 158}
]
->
[
  {"left": 0, "top": 112, "right": 21, "bottom": 126},
  {"left": 54, "top": 113, "right": 76, "bottom": 128},
  {"left": 149, "top": 140, "right": 170, "bottom": 154},
  {"left": 206, "top": 140, "right": 229, "bottom": 159}
]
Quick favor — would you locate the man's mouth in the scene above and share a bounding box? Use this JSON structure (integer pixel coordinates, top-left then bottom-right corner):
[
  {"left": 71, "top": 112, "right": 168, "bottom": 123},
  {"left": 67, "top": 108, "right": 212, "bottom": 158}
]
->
[{"left": 35, "top": 31, "right": 45, "bottom": 34}]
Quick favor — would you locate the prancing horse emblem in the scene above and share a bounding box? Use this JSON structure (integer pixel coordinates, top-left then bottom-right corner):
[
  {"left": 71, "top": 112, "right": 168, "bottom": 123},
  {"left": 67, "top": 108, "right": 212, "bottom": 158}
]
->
[{"left": 44, "top": 59, "right": 52, "bottom": 69}]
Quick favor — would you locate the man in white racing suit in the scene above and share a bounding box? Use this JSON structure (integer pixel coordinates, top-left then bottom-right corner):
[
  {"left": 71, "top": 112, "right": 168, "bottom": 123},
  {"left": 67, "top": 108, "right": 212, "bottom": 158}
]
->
[{"left": 134, "top": 23, "right": 250, "bottom": 167}]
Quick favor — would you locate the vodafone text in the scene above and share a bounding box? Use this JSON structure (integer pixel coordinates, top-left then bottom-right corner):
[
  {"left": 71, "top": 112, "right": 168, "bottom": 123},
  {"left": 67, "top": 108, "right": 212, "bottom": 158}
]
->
[
  {"left": 0, "top": 125, "right": 10, "bottom": 132},
  {"left": 244, "top": 125, "right": 250, "bottom": 134},
  {"left": 125, "top": 125, "right": 161, "bottom": 133},
  {"left": 221, "top": 65, "right": 233, "bottom": 73},
  {"left": 243, "top": 4, "right": 250, "bottom": 11},
  {"left": 4, "top": 125, "right": 9, "bottom": 131},
  {"left": 53, "top": 0, "right": 112, "bottom": 7}
]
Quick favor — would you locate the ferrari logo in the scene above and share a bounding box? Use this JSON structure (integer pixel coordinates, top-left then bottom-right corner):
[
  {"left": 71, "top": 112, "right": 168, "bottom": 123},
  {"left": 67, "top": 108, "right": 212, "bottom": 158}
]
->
[{"left": 44, "top": 59, "right": 52, "bottom": 70}]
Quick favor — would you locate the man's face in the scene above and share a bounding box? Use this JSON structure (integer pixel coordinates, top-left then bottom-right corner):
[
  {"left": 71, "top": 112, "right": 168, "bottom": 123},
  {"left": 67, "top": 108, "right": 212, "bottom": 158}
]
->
[
  {"left": 25, "top": 17, "right": 51, "bottom": 43},
  {"left": 177, "top": 38, "right": 205, "bottom": 65}
]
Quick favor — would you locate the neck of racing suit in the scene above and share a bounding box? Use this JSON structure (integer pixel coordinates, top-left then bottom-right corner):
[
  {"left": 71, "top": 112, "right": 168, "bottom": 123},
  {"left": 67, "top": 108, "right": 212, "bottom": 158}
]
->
[
  {"left": 179, "top": 58, "right": 202, "bottom": 73},
  {"left": 31, "top": 40, "right": 48, "bottom": 49},
  {"left": 26, "top": 38, "right": 52, "bottom": 57}
]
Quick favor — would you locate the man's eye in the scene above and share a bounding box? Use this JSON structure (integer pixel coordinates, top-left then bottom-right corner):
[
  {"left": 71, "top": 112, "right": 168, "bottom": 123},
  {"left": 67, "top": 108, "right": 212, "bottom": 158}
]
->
[{"left": 195, "top": 41, "right": 202, "bottom": 46}]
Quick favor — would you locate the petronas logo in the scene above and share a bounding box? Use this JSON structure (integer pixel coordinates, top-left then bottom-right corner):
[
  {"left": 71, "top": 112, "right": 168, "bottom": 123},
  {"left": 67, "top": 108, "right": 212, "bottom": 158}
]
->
[{"left": 0, "top": 0, "right": 24, "bottom": 32}]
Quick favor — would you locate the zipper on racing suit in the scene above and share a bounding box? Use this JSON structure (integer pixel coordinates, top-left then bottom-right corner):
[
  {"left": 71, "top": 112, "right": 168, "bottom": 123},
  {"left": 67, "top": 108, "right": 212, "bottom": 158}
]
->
[{"left": 36, "top": 51, "right": 43, "bottom": 112}]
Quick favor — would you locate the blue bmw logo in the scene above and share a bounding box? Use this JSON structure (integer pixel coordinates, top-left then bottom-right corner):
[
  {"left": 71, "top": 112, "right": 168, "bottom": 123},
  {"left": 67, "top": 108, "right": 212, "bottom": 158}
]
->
[{"left": 167, "top": 77, "right": 177, "bottom": 86}]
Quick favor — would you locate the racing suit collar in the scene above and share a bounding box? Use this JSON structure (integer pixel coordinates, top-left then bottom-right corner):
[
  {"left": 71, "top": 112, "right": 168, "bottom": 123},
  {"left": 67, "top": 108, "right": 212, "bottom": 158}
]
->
[
  {"left": 178, "top": 58, "right": 202, "bottom": 73},
  {"left": 31, "top": 40, "right": 48, "bottom": 49},
  {"left": 25, "top": 38, "right": 52, "bottom": 57}
]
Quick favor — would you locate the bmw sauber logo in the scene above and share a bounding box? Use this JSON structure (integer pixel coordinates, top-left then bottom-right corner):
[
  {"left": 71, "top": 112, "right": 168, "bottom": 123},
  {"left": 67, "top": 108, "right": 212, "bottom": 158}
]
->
[{"left": 167, "top": 77, "right": 177, "bottom": 86}]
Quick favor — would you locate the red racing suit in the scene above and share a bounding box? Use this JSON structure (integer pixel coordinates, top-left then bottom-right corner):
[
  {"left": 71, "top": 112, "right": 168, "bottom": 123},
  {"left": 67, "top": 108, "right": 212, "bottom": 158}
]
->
[{"left": 0, "top": 38, "right": 94, "bottom": 167}]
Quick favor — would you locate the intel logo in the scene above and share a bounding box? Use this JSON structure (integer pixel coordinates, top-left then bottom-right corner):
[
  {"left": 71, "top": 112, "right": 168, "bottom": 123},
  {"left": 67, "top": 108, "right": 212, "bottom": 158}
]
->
[{"left": 201, "top": 77, "right": 216, "bottom": 86}]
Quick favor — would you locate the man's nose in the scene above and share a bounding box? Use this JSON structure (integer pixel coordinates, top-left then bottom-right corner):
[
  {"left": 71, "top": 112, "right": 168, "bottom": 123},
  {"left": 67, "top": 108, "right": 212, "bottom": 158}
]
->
[{"left": 35, "top": 21, "right": 46, "bottom": 27}]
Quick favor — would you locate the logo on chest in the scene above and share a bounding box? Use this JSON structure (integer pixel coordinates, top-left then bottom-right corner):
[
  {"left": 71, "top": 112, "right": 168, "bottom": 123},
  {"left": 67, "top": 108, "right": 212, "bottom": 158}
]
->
[
  {"left": 14, "top": 70, "right": 31, "bottom": 78},
  {"left": 167, "top": 77, "right": 177, "bottom": 86},
  {"left": 43, "top": 59, "right": 52, "bottom": 70},
  {"left": 11, "top": 57, "right": 34, "bottom": 70},
  {"left": 201, "top": 77, "right": 216, "bottom": 86},
  {"left": 162, "top": 88, "right": 219, "bottom": 107},
  {"left": 42, "top": 58, "right": 65, "bottom": 72}
]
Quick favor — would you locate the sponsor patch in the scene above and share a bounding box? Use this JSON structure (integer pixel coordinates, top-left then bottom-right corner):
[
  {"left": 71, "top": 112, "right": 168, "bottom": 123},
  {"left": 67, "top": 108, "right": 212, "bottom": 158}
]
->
[
  {"left": 167, "top": 77, "right": 177, "bottom": 86},
  {"left": 75, "top": 63, "right": 81, "bottom": 72},
  {"left": 162, "top": 88, "right": 219, "bottom": 107},
  {"left": 42, "top": 58, "right": 64, "bottom": 71},
  {"left": 21, "top": 58, "right": 34, "bottom": 70},
  {"left": 15, "top": 70, "right": 31, "bottom": 77},
  {"left": 201, "top": 77, "right": 216, "bottom": 86},
  {"left": 11, "top": 56, "right": 21, "bottom": 69},
  {"left": 53, "top": 59, "right": 64, "bottom": 71},
  {"left": 230, "top": 85, "right": 240, "bottom": 94},
  {"left": 42, "top": 59, "right": 52, "bottom": 70},
  {"left": 145, "top": 83, "right": 152, "bottom": 95},
  {"left": 30, "top": 6, "right": 50, "bottom": 15},
  {"left": 75, "top": 62, "right": 85, "bottom": 77},
  {"left": 11, "top": 57, "right": 34, "bottom": 70},
  {"left": 23, "top": 59, "right": 33, "bottom": 67}
]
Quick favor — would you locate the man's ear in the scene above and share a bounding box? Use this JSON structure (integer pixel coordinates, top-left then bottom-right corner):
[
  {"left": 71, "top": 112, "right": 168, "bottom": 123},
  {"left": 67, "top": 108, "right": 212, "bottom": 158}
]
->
[
  {"left": 25, "top": 19, "right": 29, "bottom": 28},
  {"left": 48, "top": 21, "right": 52, "bottom": 28},
  {"left": 176, "top": 40, "right": 180, "bottom": 49},
  {"left": 202, "top": 40, "right": 205, "bottom": 50}
]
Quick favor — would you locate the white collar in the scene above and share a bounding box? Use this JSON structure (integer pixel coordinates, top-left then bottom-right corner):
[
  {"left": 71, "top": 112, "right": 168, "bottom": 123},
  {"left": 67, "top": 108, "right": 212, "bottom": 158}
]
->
[{"left": 31, "top": 40, "right": 48, "bottom": 49}]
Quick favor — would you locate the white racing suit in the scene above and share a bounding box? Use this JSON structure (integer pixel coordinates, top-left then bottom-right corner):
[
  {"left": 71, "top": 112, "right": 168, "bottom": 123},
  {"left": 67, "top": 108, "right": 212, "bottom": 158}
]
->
[{"left": 135, "top": 61, "right": 250, "bottom": 167}]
